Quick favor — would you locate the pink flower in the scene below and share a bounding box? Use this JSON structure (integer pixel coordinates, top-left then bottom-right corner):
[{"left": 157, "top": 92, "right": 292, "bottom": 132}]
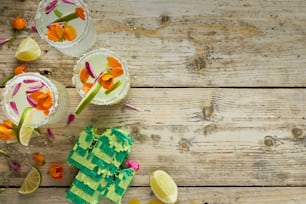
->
[{"left": 125, "top": 160, "right": 140, "bottom": 171}]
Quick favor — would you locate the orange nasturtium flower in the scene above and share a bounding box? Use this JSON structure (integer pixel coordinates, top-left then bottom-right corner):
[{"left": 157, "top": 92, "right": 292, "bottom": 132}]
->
[
  {"left": 0, "top": 119, "right": 17, "bottom": 141},
  {"left": 47, "top": 23, "right": 64, "bottom": 42},
  {"left": 107, "top": 56, "right": 123, "bottom": 77},
  {"left": 14, "top": 64, "right": 27, "bottom": 75},
  {"left": 12, "top": 16, "right": 27, "bottom": 30},
  {"left": 75, "top": 7, "right": 85, "bottom": 20},
  {"left": 99, "top": 73, "right": 114, "bottom": 90},
  {"left": 28, "top": 90, "right": 53, "bottom": 115},
  {"left": 80, "top": 67, "right": 90, "bottom": 83},
  {"left": 33, "top": 152, "right": 46, "bottom": 166},
  {"left": 63, "top": 24, "right": 77, "bottom": 41},
  {"left": 81, "top": 82, "right": 93, "bottom": 93},
  {"left": 49, "top": 165, "right": 64, "bottom": 179},
  {"left": 47, "top": 23, "right": 77, "bottom": 42}
]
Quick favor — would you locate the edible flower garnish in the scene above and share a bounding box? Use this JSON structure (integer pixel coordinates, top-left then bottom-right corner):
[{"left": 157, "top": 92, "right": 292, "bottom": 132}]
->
[
  {"left": 33, "top": 152, "right": 46, "bottom": 166},
  {"left": 47, "top": 128, "right": 56, "bottom": 141},
  {"left": 80, "top": 57, "right": 124, "bottom": 94},
  {"left": 9, "top": 16, "right": 27, "bottom": 47},
  {"left": 0, "top": 39, "right": 9, "bottom": 46},
  {"left": 0, "top": 64, "right": 27, "bottom": 87},
  {"left": 8, "top": 161, "right": 21, "bottom": 172},
  {"left": 125, "top": 160, "right": 140, "bottom": 171},
  {"left": 27, "top": 90, "right": 53, "bottom": 115},
  {"left": 66, "top": 114, "right": 75, "bottom": 126},
  {"left": 49, "top": 165, "right": 63, "bottom": 179},
  {"left": 0, "top": 119, "right": 17, "bottom": 141},
  {"left": 45, "top": 0, "right": 86, "bottom": 42},
  {"left": 123, "top": 102, "right": 142, "bottom": 111}
]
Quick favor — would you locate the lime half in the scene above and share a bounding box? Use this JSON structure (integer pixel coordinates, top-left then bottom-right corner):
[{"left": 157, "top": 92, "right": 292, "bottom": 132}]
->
[
  {"left": 75, "top": 82, "right": 101, "bottom": 115},
  {"left": 17, "top": 107, "right": 34, "bottom": 146},
  {"left": 18, "top": 166, "right": 41, "bottom": 194},
  {"left": 15, "top": 36, "right": 41, "bottom": 62},
  {"left": 149, "top": 170, "right": 178, "bottom": 204}
]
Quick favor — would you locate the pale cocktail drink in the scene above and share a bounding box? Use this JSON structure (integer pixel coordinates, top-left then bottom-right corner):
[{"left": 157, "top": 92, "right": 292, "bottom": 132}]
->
[
  {"left": 35, "top": 0, "right": 96, "bottom": 57},
  {"left": 2, "top": 72, "right": 68, "bottom": 127},
  {"left": 73, "top": 49, "right": 130, "bottom": 114}
]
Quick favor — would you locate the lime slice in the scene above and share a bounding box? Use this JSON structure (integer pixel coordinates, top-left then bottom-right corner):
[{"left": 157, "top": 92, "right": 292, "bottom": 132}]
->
[
  {"left": 150, "top": 170, "right": 178, "bottom": 204},
  {"left": 75, "top": 82, "right": 101, "bottom": 115},
  {"left": 17, "top": 107, "right": 34, "bottom": 146},
  {"left": 15, "top": 36, "right": 41, "bottom": 62},
  {"left": 18, "top": 166, "right": 41, "bottom": 194}
]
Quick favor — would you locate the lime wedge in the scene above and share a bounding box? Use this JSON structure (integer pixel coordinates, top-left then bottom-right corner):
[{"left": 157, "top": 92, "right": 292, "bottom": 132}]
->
[
  {"left": 150, "top": 170, "right": 178, "bottom": 204},
  {"left": 18, "top": 166, "right": 41, "bottom": 194},
  {"left": 75, "top": 82, "right": 101, "bottom": 115},
  {"left": 15, "top": 36, "right": 41, "bottom": 62},
  {"left": 17, "top": 107, "right": 34, "bottom": 146}
]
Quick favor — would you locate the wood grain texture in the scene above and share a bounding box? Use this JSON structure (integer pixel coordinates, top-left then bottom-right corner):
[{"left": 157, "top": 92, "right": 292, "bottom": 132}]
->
[
  {"left": 0, "top": 88, "right": 305, "bottom": 187},
  {"left": 1, "top": 187, "right": 306, "bottom": 204},
  {"left": 1, "top": 0, "right": 306, "bottom": 87}
]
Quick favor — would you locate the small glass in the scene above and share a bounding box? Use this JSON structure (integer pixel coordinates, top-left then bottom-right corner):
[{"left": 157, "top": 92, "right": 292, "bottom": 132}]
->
[
  {"left": 72, "top": 48, "right": 130, "bottom": 106},
  {"left": 1, "top": 72, "right": 69, "bottom": 127},
  {"left": 35, "top": 0, "right": 96, "bottom": 57}
]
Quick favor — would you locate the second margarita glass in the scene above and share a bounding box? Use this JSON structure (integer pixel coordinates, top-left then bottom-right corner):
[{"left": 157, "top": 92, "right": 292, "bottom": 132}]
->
[{"left": 72, "top": 48, "right": 130, "bottom": 114}]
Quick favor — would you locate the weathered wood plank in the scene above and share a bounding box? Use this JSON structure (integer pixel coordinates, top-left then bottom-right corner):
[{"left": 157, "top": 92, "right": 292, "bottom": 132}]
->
[
  {"left": 1, "top": 187, "right": 306, "bottom": 204},
  {"left": 1, "top": 0, "right": 306, "bottom": 87},
  {"left": 0, "top": 88, "right": 305, "bottom": 187}
]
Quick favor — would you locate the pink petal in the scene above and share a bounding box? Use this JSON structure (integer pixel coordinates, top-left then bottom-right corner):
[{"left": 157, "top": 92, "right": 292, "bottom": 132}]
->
[
  {"left": 26, "top": 95, "right": 37, "bottom": 108},
  {"left": 45, "top": 0, "right": 58, "bottom": 14},
  {"left": 123, "top": 102, "right": 141, "bottom": 111},
  {"left": 10, "top": 101, "right": 18, "bottom": 115},
  {"left": 12, "top": 83, "right": 22, "bottom": 97},
  {"left": 85, "top": 61, "right": 96, "bottom": 78},
  {"left": 0, "top": 38, "right": 9, "bottom": 45},
  {"left": 125, "top": 160, "right": 140, "bottom": 171},
  {"left": 23, "top": 79, "right": 38, "bottom": 83},
  {"left": 66, "top": 114, "right": 75, "bottom": 126},
  {"left": 9, "top": 161, "right": 21, "bottom": 172},
  {"left": 31, "top": 25, "right": 37, "bottom": 32},
  {"left": 47, "top": 128, "right": 56, "bottom": 141},
  {"left": 62, "top": 0, "right": 75, "bottom": 5}
]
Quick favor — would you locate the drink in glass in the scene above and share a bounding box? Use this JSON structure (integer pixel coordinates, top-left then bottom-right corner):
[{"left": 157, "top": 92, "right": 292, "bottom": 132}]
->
[
  {"left": 35, "top": 0, "right": 96, "bottom": 57},
  {"left": 72, "top": 48, "right": 130, "bottom": 114},
  {"left": 1, "top": 72, "right": 68, "bottom": 128}
]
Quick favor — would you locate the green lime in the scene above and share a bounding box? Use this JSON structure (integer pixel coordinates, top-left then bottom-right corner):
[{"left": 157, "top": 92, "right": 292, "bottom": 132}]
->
[
  {"left": 17, "top": 107, "right": 34, "bottom": 146},
  {"left": 75, "top": 81, "right": 101, "bottom": 115},
  {"left": 18, "top": 166, "right": 41, "bottom": 194}
]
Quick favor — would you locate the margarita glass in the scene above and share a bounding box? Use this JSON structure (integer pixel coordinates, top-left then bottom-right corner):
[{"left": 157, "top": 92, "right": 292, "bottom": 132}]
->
[
  {"left": 72, "top": 48, "right": 130, "bottom": 114},
  {"left": 1, "top": 72, "right": 68, "bottom": 128},
  {"left": 35, "top": 0, "right": 96, "bottom": 57}
]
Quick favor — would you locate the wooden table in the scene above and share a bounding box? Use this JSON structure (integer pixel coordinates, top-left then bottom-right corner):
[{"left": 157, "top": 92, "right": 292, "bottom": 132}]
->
[{"left": 1, "top": 0, "right": 306, "bottom": 203}]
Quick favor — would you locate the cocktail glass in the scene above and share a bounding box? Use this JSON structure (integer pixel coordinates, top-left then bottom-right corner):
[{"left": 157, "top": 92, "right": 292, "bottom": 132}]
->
[
  {"left": 1, "top": 72, "right": 69, "bottom": 128},
  {"left": 35, "top": 0, "right": 96, "bottom": 57},
  {"left": 72, "top": 48, "right": 130, "bottom": 114}
]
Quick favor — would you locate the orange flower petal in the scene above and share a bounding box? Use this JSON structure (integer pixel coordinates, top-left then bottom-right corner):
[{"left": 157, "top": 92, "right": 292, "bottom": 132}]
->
[
  {"left": 12, "top": 16, "right": 27, "bottom": 30},
  {"left": 47, "top": 23, "right": 64, "bottom": 42},
  {"left": 109, "top": 66, "right": 123, "bottom": 78},
  {"left": 0, "top": 133, "right": 16, "bottom": 141},
  {"left": 63, "top": 25, "right": 77, "bottom": 41},
  {"left": 81, "top": 82, "right": 93, "bottom": 93},
  {"left": 0, "top": 124, "right": 13, "bottom": 134},
  {"left": 75, "top": 7, "right": 85, "bottom": 20},
  {"left": 80, "top": 67, "right": 90, "bottom": 83},
  {"left": 29, "top": 91, "right": 45, "bottom": 102},
  {"left": 33, "top": 152, "right": 46, "bottom": 166},
  {"left": 2, "top": 120, "right": 14, "bottom": 129},
  {"left": 14, "top": 65, "right": 27, "bottom": 75},
  {"left": 99, "top": 73, "right": 114, "bottom": 90},
  {"left": 49, "top": 165, "right": 64, "bottom": 179},
  {"left": 107, "top": 56, "right": 121, "bottom": 68}
]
